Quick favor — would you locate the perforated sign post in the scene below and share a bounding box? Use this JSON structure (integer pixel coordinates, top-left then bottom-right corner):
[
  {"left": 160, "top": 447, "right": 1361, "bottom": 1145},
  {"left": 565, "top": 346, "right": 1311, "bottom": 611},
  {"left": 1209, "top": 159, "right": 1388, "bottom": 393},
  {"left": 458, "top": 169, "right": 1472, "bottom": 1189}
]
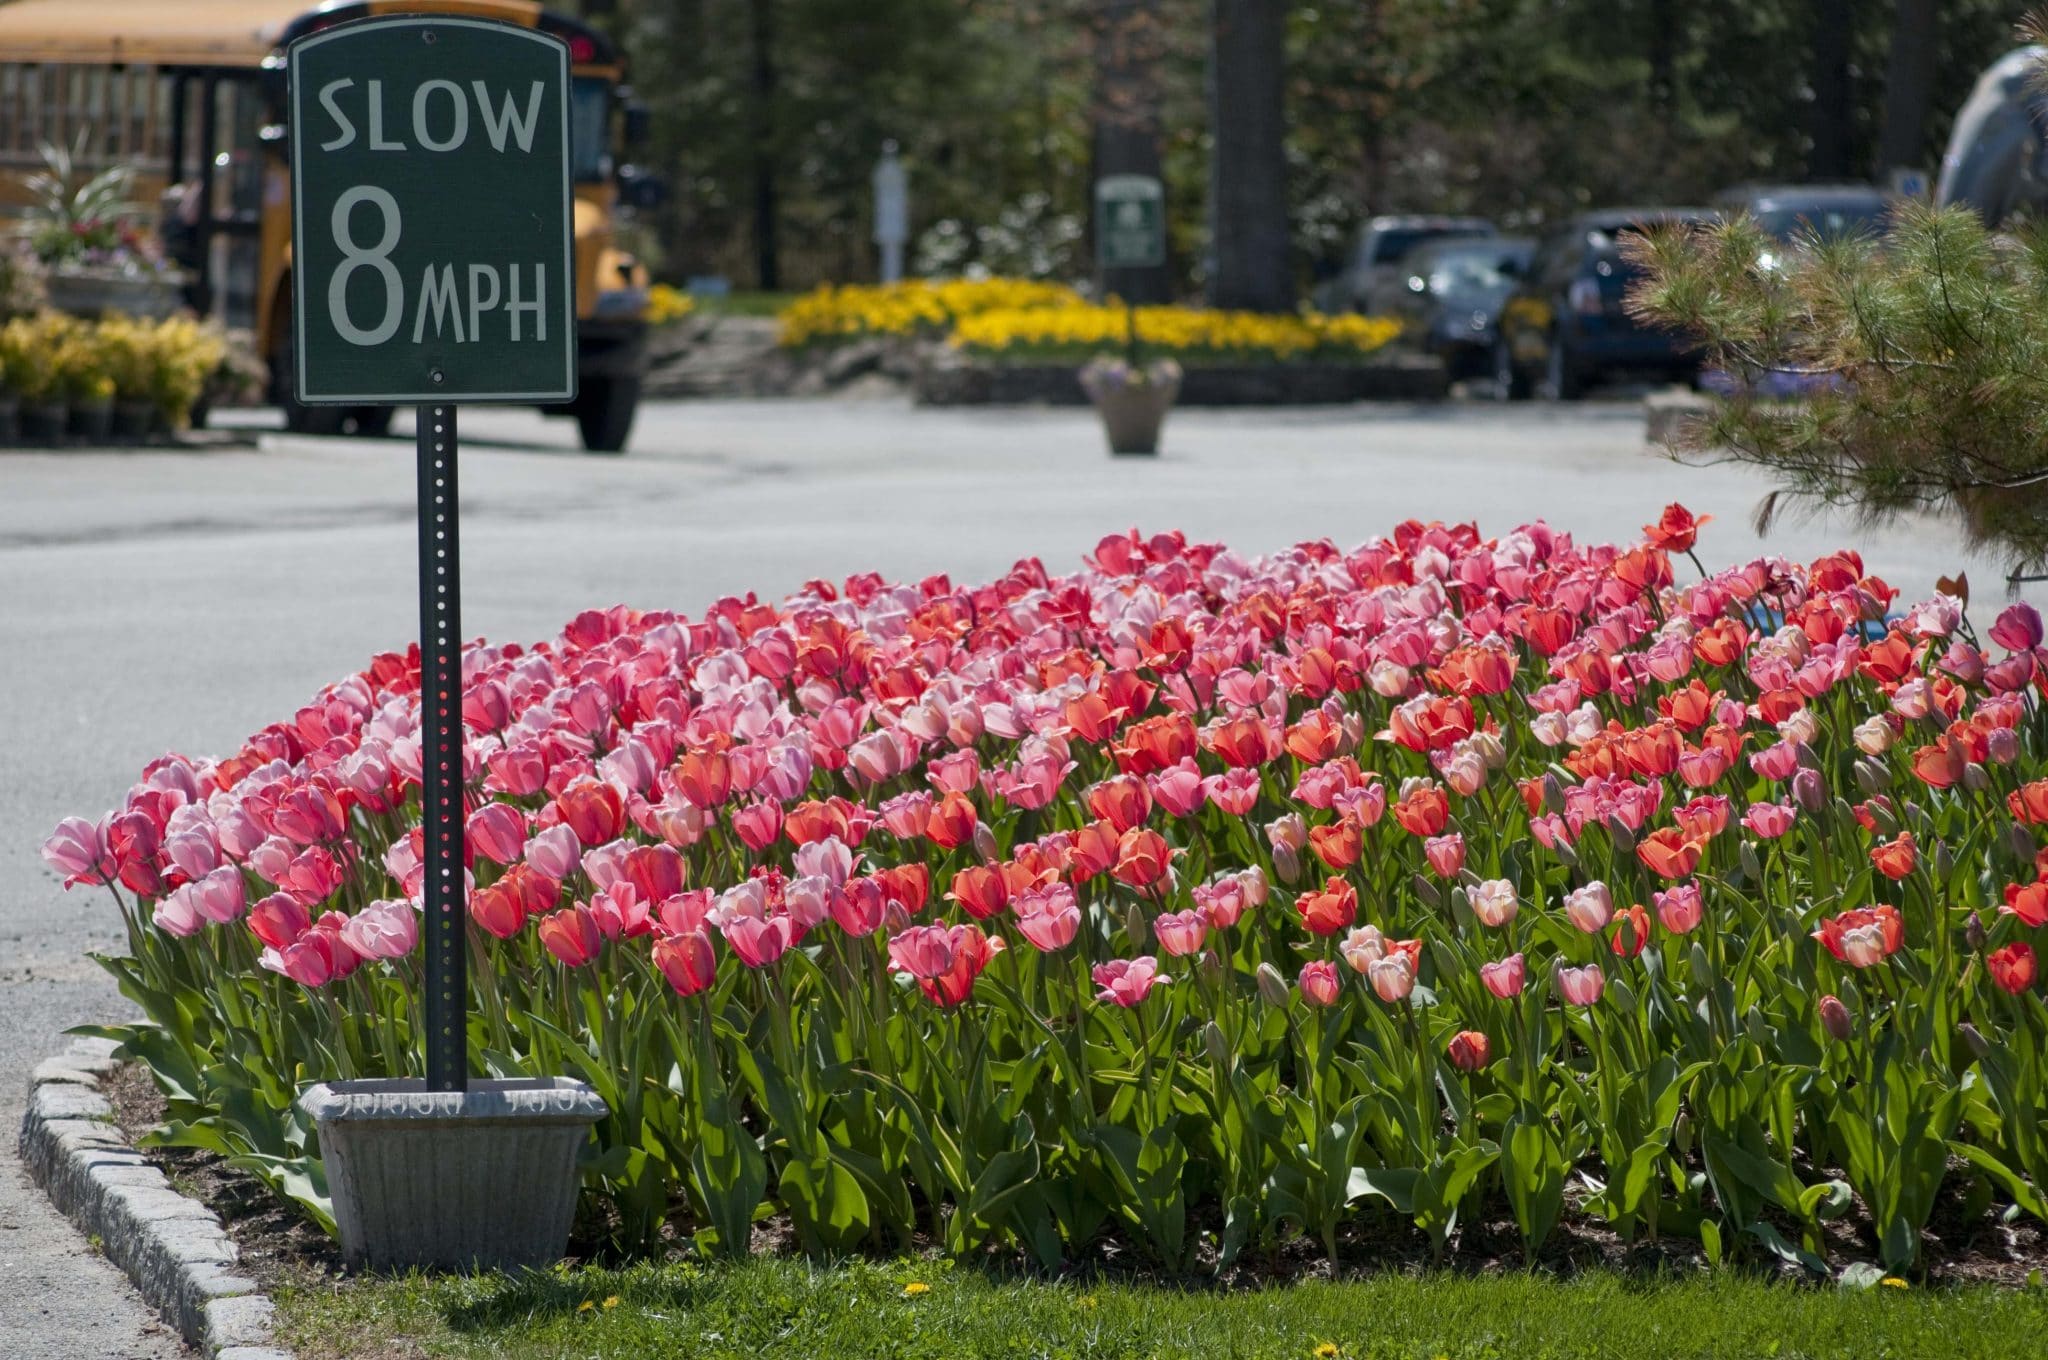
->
[{"left": 290, "top": 16, "right": 577, "bottom": 1092}]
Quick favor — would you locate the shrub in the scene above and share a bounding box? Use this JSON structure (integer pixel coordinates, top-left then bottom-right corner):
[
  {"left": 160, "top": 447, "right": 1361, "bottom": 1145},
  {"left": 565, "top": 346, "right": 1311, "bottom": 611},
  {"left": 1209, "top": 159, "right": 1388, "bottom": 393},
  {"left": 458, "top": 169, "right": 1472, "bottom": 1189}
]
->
[
  {"left": 49, "top": 513, "right": 2048, "bottom": 1272},
  {"left": 776, "top": 277, "right": 1087, "bottom": 347}
]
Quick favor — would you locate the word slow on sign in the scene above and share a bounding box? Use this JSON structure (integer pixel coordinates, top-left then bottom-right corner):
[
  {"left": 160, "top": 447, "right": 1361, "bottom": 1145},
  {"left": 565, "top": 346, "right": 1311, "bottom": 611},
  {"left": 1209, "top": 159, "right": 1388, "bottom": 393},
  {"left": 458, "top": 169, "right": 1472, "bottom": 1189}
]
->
[{"left": 290, "top": 17, "right": 576, "bottom": 403}]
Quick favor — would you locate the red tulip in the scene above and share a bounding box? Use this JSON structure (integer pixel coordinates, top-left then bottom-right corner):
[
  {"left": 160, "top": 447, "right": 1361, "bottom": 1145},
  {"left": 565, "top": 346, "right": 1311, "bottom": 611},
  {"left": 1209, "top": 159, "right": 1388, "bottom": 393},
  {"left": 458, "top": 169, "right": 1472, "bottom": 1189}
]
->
[
  {"left": 538, "top": 905, "right": 603, "bottom": 967},
  {"left": 1447, "top": 1029, "right": 1491, "bottom": 1072},
  {"left": 1988, "top": 941, "right": 2037, "bottom": 995},
  {"left": 653, "top": 930, "right": 718, "bottom": 997}
]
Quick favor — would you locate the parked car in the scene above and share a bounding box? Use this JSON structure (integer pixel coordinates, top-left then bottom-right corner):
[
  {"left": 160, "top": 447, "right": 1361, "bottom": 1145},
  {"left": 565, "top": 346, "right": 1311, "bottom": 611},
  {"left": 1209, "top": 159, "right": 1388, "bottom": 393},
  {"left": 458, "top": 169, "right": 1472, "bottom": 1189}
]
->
[
  {"left": 1493, "top": 208, "right": 1715, "bottom": 400},
  {"left": 1711, "top": 183, "right": 1897, "bottom": 252},
  {"left": 1313, "top": 214, "right": 1496, "bottom": 314},
  {"left": 1366, "top": 236, "right": 1535, "bottom": 380}
]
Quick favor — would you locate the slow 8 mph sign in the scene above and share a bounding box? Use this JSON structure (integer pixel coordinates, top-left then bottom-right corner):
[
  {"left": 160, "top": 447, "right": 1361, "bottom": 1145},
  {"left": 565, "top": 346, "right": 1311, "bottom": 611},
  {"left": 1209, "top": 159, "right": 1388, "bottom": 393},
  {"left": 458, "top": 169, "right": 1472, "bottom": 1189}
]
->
[{"left": 289, "top": 17, "right": 576, "bottom": 403}]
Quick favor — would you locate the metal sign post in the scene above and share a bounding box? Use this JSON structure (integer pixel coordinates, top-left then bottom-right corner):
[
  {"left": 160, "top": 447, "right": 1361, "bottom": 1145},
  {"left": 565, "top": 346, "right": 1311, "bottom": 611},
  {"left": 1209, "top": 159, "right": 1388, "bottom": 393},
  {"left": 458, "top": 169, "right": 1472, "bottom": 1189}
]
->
[{"left": 290, "top": 17, "right": 578, "bottom": 1092}]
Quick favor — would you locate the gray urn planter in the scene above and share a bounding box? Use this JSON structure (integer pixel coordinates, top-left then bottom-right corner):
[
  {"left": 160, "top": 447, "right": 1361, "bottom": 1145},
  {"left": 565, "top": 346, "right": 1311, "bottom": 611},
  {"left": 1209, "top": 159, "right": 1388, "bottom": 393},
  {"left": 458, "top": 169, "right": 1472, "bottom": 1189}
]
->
[
  {"left": 1088, "top": 378, "right": 1179, "bottom": 456},
  {"left": 299, "top": 1076, "right": 607, "bottom": 1272}
]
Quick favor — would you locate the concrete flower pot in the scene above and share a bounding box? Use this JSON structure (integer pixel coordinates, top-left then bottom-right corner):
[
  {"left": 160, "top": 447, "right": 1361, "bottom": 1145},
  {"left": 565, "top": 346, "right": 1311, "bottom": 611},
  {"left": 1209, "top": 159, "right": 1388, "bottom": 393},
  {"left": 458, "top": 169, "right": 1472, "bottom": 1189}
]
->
[{"left": 299, "top": 1077, "right": 607, "bottom": 1272}]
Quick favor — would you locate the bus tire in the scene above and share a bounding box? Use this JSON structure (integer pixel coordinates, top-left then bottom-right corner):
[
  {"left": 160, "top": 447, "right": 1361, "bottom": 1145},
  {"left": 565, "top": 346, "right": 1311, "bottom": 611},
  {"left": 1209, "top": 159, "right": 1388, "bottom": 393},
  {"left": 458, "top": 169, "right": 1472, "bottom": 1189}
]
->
[
  {"left": 272, "top": 329, "right": 345, "bottom": 436},
  {"left": 575, "top": 376, "right": 639, "bottom": 454}
]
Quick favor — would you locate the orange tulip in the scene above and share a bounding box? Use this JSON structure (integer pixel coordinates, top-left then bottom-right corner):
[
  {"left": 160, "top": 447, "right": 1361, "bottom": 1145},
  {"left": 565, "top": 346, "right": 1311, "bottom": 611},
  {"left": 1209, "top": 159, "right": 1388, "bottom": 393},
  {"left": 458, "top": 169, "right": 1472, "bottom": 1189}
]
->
[
  {"left": 1294, "top": 878, "right": 1359, "bottom": 936},
  {"left": 1635, "top": 826, "right": 1704, "bottom": 880},
  {"left": 1870, "top": 832, "right": 1916, "bottom": 881},
  {"left": 1308, "top": 820, "right": 1362, "bottom": 871}
]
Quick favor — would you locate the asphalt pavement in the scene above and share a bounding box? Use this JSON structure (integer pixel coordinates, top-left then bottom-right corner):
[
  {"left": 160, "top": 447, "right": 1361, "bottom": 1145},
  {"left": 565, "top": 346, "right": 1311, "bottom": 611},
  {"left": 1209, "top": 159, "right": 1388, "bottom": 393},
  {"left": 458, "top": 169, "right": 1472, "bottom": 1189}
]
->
[{"left": 0, "top": 395, "right": 2024, "bottom": 1356}]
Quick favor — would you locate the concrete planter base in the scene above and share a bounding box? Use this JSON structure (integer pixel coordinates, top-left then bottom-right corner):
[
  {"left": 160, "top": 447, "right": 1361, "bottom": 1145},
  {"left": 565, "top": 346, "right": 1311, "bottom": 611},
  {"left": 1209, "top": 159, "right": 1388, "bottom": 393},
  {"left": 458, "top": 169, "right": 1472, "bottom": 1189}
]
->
[
  {"left": 1088, "top": 379, "right": 1179, "bottom": 455},
  {"left": 299, "top": 1077, "right": 606, "bottom": 1272}
]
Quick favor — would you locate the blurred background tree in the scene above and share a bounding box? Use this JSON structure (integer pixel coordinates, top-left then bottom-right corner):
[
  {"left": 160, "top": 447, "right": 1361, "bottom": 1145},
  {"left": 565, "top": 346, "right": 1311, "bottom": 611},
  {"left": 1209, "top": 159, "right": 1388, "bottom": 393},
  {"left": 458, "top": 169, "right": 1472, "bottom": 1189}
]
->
[{"left": 577, "top": 0, "right": 2022, "bottom": 300}]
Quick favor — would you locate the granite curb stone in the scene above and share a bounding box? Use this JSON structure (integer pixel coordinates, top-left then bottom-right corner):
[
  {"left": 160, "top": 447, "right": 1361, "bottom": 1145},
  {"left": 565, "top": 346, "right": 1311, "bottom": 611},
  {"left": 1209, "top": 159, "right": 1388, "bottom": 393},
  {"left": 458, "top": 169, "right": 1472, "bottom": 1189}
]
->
[{"left": 18, "top": 1034, "right": 296, "bottom": 1359}]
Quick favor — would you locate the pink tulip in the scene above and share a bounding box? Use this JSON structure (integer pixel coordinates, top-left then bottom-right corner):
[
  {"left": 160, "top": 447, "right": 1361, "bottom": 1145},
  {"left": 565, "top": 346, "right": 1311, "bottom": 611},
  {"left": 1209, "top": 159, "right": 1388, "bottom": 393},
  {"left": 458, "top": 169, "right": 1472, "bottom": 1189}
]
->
[
  {"left": 1424, "top": 832, "right": 1466, "bottom": 878},
  {"left": 831, "top": 877, "right": 888, "bottom": 937},
  {"left": 1202, "top": 768, "right": 1261, "bottom": 816},
  {"left": 1991, "top": 602, "right": 2043, "bottom": 652},
  {"left": 1368, "top": 953, "right": 1415, "bottom": 1003},
  {"left": 1093, "top": 956, "right": 1170, "bottom": 1007},
  {"left": 249, "top": 893, "right": 311, "bottom": 950},
  {"left": 1148, "top": 760, "right": 1207, "bottom": 817},
  {"left": 1564, "top": 881, "right": 1614, "bottom": 934},
  {"left": 1653, "top": 881, "right": 1704, "bottom": 935},
  {"left": 1557, "top": 963, "right": 1606, "bottom": 1006},
  {"left": 1013, "top": 883, "right": 1080, "bottom": 952},
  {"left": 188, "top": 865, "right": 247, "bottom": 924},
  {"left": 467, "top": 802, "right": 527, "bottom": 866},
  {"left": 1741, "top": 801, "right": 1797, "bottom": 839},
  {"left": 1298, "top": 960, "right": 1342, "bottom": 1007},
  {"left": 1152, "top": 909, "right": 1209, "bottom": 957},
  {"left": 793, "top": 837, "right": 855, "bottom": 888},
  {"left": 887, "top": 924, "right": 960, "bottom": 979},
  {"left": 656, "top": 888, "right": 715, "bottom": 936},
  {"left": 520, "top": 822, "right": 581, "bottom": 881},
  {"left": 731, "top": 799, "right": 784, "bottom": 852},
  {"left": 1480, "top": 953, "right": 1526, "bottom": 998},
  {"left": 624, "top": 843, "right": 688, "bottom": 902},
  {"left": 1192, "top": 875, "right": 1248, "bottom": 929},
  {"left": 723, "top": 913, "right": 794, "bottom": 968},
  {"left": 1468, "top": 879, "right": 1519, "bottom": 928},
  {"left": 163, "top": 827, "right": 222, "bottom": 880},
  {"left": 153, "top": 889, "right": 204, "bottom": 938},
  {"left": 341, "top": 898, "right": 418, "bottom": 960}
]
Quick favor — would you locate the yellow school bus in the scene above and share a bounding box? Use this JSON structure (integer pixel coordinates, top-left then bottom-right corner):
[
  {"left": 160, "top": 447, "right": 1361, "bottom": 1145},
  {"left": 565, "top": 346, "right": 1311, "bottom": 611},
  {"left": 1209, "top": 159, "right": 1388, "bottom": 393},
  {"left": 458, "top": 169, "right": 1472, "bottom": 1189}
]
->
[{"left": 0, "top": 0, "right": 655, "bottom": 450}]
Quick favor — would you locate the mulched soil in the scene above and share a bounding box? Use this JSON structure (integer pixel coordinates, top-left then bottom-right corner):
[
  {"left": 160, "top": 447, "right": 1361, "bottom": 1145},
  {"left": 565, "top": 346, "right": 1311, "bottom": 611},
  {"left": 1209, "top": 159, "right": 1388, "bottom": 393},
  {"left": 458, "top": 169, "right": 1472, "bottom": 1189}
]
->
[{"left": 101, "top": 1062, "right": 2048, "bottom": 1293}]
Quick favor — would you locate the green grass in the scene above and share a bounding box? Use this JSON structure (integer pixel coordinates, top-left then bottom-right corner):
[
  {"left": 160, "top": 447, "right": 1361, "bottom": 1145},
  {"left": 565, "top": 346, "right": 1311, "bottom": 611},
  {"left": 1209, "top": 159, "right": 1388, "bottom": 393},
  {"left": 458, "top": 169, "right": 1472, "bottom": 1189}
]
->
[{"left": 275, "top": 1257, "right": 2048, "bottom": 1360}]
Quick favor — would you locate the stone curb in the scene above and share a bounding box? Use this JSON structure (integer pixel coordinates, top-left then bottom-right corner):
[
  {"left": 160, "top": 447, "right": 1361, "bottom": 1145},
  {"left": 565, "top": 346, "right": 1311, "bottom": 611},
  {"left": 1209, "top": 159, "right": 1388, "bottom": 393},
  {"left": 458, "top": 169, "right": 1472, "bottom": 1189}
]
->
[{"left": 17, "top": 1035, "right": 295, "bottom": 1360}]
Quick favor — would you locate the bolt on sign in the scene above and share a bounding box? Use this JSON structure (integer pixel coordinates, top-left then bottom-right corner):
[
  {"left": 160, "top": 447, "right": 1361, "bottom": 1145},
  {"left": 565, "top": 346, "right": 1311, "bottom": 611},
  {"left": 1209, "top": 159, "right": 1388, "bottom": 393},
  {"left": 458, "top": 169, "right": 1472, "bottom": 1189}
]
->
[
  {"left": 1095, "top": 174, "right": 1166, "bottom": 272},
  {"left": 290, "top": 16, "right": 576, "bottom": 403}
]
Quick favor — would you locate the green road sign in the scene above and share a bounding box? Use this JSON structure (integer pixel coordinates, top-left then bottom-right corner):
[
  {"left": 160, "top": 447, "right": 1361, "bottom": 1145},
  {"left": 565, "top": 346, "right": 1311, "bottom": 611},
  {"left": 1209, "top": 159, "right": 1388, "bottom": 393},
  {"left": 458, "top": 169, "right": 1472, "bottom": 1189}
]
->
[
  {"left": 1096, "top": 174, "right": 1166, "bottom": 271},
  {"left": 289, "top": 17, "right": 576, "bottom": 404}
]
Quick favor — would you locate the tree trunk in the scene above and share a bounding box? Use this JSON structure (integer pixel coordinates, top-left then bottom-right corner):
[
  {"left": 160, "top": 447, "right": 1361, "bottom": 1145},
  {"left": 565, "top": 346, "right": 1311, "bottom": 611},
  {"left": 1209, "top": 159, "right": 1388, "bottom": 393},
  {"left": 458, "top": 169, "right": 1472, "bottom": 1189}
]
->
[
  {"left": 1091, "top": 0, "right": 1171, "bottom": 303},
  {"left": 749, "top": 0, "right": 781, "bottom": 290},
  {"left": 1208, "top": 0, "right": 1291, "bottom": 312},
  {"left": 1808, "top": 0, "right": 1856, "bottom": 180},
  {"left": 1878, "top": 0, "right": 1937, "bottom": 172}
]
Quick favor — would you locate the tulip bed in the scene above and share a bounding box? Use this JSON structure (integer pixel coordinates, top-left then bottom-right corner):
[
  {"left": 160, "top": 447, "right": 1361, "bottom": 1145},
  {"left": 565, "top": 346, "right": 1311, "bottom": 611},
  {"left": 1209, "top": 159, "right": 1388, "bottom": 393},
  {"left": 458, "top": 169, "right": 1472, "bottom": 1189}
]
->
[{"left": 48, "top": 512, "right": 2048, "bottom": 1277}]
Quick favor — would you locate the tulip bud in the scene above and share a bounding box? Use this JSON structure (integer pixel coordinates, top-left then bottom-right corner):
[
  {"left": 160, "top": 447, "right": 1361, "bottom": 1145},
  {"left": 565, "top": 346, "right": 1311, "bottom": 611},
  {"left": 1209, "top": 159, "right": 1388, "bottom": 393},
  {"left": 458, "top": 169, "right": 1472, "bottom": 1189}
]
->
[
  {"left": 1963, "top": 762, "right": 1992, "bottom": 793},
  {"left": 1553, "top": 838, "right": 1580, "bottom": 870},
  {"left": 1786, "top": 768, "right": 1823, "bottom": 813},
  {"left": 1738, "top": 840, "right": 1764, "bottom": 884},
  {"left": 1199, "top": 946, "right": 1226, "bottom": 985},
  {"left": 2007, "top": 823, "right": 2037, "bottom": 864},
  {"left": 1965, "top": 910, "right": 1986, "bottom": 953},
  {"left": 1795, "top": 740, "right": 1823, "bottom": 772},
  {"left": 1412, "top": 873, "right": 1443, "bottom": 912},
  {"left": 1935, "top": 841, "right": 1955, "bottom": 883},
  {"left": 1853, "top": 759, "right": 1885, "bottom": 798},
  {"left": 1203, "top": 1020, "right": 1230, "bottom": 1068},
  {"left": 1541, "top": 773, "right": 1566, "bottom": 816},
  {"left": 1124, "top": 901, "right": 1150, "bottom": 954},
  {"left": 1817, "top": 993, "right": 1853, "bottom": 1042},
  {"left": 1959, "top": 1022, "right": 1991, "bottom": 1060},
  {"left": 1672, "top": 1111, "right": 1694, "bottom": 1157},
  {"left": 1605, "top": 816, "right": 1637, "bottom": 855},
  {"left": 882, "top": 901, "right": 913, "bottom": 937},
  {"left": 972, "top": 822, "right": 998, "bottom": 864},
  {"left": 1255, "top": 961, "right": 1290, "bottom": 1008},
  {"left": 1271, "top": 844, "right": 1301, "bottom": 885}
]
